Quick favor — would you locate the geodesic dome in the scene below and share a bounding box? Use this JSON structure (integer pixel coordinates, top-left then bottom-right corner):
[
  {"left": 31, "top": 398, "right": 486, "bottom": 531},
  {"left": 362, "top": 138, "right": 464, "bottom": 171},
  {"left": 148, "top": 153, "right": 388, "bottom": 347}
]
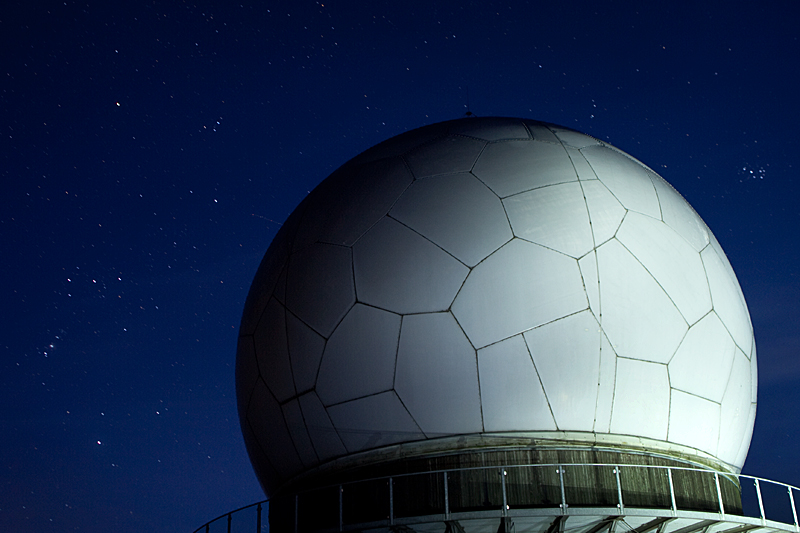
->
[{"left": 236, "top": 117, "right": 757, "bottom": 497}]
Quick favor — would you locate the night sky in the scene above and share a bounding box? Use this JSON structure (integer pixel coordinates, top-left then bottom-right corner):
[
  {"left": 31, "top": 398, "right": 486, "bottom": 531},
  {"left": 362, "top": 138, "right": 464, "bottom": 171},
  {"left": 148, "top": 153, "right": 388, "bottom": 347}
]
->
[{"left": 2, "top": 1, "right": 798, "bottom": 532}]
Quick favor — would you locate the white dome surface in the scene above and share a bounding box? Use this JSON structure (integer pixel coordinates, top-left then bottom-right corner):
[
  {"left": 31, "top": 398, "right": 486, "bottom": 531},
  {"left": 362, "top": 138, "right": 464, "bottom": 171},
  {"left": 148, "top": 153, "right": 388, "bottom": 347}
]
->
[{"left": 237, "top": 117, "right": 757, "bottom": 496}]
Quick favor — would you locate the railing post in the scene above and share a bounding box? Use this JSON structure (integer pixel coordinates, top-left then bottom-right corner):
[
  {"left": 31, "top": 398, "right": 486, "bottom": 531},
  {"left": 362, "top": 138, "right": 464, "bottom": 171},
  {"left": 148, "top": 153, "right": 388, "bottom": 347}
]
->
[
  {"left": 338, "top": 485, "right": 343, "bottom": 532},
  {"left": 256, "top": 502, "right": 262, "bottom": 533},
  {"left": 789, "top": 486, "right": 799, "bottom": 532},
  {"left": 557, "top": 465, "right": 567, "bottom": 514},
  {"left": 444, "top": 471, "right": 450, "bottom": 520},
  {"left": 227, "top": 512, "right": 232, "bottom": 533},
  {"left": 755, "top": 479, "right": 766, "bottom": 526},
  {"left": 714, "top": 472, "right": 725, "bottom": 518},
  {"left": 667, "top": 468, "right": 677, "bottom": 515},
  {"left": 614, "top": 466, "right": 624, "bottom": 514},
  {"left": 295, "top": 494, "right": 299, "bottom": 533},
  {"left": 501, "top": 468, "right": 508, "bottom": 516},
  {"left": 389, "top": 477, "right": 394, "bottom": 526}
]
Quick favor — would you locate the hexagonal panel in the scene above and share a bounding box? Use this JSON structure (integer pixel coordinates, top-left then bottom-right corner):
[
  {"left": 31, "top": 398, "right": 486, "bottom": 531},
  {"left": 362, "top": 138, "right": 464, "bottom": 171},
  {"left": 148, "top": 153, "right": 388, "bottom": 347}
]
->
[
  {"left": 450, "top": 117, "right": 530, "bottom": 141},
  {"left": 327, "top": 391, "right": 424, "bottom": 452},
  {"left": 578, "top": 251, "right": 600, "bottom": 318},
  {"left": 353, "top": 217, "right": 468, "bottom": 314},
  {"left": 702, "top": 237, "right": 753, "bottom": 354},
  {"left": 286, "top": 243, "right": 356, "bottom": 338},
  {"left": 316, "top": 304, "right": 401, "bottom": 406},
  {"left": 668, "top": 312, "right": 736, "bottom": 403},
  {"left": 616, "top": 212, "right": 712, "bottom": 325},
  {"left": 594, "top": 333, "right": 617, "bottom": 433},
  {"left": 298, "top": 392, "right": 347, "bottom": 461},
  {"left": 236, "top": 335, "right": 260, "bottom": 412},
  {"left": 473, "top": 140, "right": 576, "bottom": 198},
  {"left": 286, "top": 311, "right": 326, "bottom": 394},
  {"left": 248, "top": 378, "right": 304, "bottom": 479},
  {"left": 351, "top": 122, "right": 451, "bottom": 165},
  {"left": 404, "top": 135, "right": 486, "bottom": 178},
  {"left": 253, "top": 298, "right": 296, "bottom": 402},
  {"left": 452, "top": 239, "right": 587, "bottom": 349},
  {"left": 523, "top": 310, "right": 601, "bottom": 430},
  {"left": 718, "top": 348, "right": 755, "bottom": 465},
  {"left": 282, "top": 398, "right": 317, "bottom": 467},
  {"left": 668, "top": 390, "right": 720, "bottom": 453},
  {"left": 648, "top": 172, "right": 710, "bottom": 252},
  {"left": 477, "top": 335, "right": 556, "bottom": 432},
  {"left": 596, "top": 239, "right": 687, "bottom": 364},
  {"left": 581, "top": 180, "right": 626, "bottom": 245},
  {"left": 566, "top": 146, "right": 599, "bottom": 181},
  {"left": 523, "top": 121, "right": 561, "bottom": 143},
  {"left": 390, "top": 172, "right": 513, "bottom": 267},
  {"left": 582, "top": 145, "right": 661, "bottom": 219},
  {"left": 395, "top": 312, "right": 483, "bottom": 435},
  {"left": 610, "top": 358, "right": 670, "bottom": 440},
  {"left": 552, "top": 128, "right": 600, "bottom": 149},
  {"left": 504, "top": 181, "right": 594, "bottom": 258},
  {"left": 734, "top": 404, "right": 756, "bottom": 468}
]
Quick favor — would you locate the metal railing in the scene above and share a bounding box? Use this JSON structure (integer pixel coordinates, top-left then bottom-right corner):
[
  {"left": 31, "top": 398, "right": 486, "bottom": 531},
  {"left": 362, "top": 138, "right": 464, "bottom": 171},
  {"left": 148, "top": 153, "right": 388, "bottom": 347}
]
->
[{"left": 193, "top": 463, "right": 800, "bottom": 533}]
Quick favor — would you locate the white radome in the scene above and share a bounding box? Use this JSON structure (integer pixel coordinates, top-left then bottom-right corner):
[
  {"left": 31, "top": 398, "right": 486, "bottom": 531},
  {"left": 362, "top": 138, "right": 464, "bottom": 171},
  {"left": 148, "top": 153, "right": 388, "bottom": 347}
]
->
[{"left": 237, "top": 117, "right": 757, "bottom": 496}]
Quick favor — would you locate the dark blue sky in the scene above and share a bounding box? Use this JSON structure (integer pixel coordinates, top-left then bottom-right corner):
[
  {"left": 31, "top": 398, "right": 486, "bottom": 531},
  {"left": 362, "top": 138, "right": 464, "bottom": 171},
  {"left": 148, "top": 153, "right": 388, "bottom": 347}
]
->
[{"left": 2, "top": 1, "right": 798, "bottom": 532}]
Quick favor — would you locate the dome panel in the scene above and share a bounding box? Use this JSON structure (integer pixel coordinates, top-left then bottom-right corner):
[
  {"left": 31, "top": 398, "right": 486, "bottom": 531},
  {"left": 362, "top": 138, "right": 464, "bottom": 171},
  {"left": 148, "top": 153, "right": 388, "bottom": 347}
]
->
[
  {"left": 248, "top": 379, "right": 304, "bottom": 479},
  {"left": 286, "top": 243, "right": 355, "bottom": 338},
  {"left": 404, "top": 135, "right": 486, "bottom": 178},
  {"left": 298, "top": 392, "right": 347, "bottom": 461},
  {"left": 610, "top": 358, "right": 669, "bottom": 440},
  {"left": 551, "top": 128, "right": 601, "bottom": 149},
  {"left": 668, "top": 312, "right": 736, "bottom": 403},
  {"left": 452, "top": 239, "right": 587, "bottom": 349},
  {"left": 353, "top": 217, "right": 468, "bottom": 314},
  {"left": 282, "top": 398, "right": 318, "bottom": 467},
  {"left": 718, "top": 348, "right": 755, "bottom": 466},
  {"left": 286, "top": 312, "right": 325, "bottom": 394},
  {"left": 316, "top": 304, "right": 401, "bottom": 406},
  {"left": 524, "top": 311, "right": 602, "bottom": 430},
  {"left": 241, "top": 419, "right": 281, "bottom": 494},
  {"left": 582, "top": 145, "right": 661, "bottom": 218},
  {"left": 701, "top": 242, "right": 752, "bottom": 353},
  {"left": 477, "top": 335, "right": 556, "bottom": 432},
  {"left": 750, "top": 343, "right": 757, "bottom": 401},
  {"left": 597, "top": 239, "right": 687, "bottom": 364},
  {"left": 473, "top": 140, "right": 576, "bottom": 198},
  {"left": 578, "top": 251, "right": 600, "bottom": 318},
  {"left": 236, "top": 335, "right": 259, "bottom": 412},
  {"left": 616, "top": 212, "right": 712, "bottom": 325},
  {"left": 523, "top": 121, "right": 561, "bottom": 143},
  {"left": 395, "top": 313, "right": 483, "bottom": 436},
  {"left": 565, "top": 146, "right": 599, "bottom": 181},
  {"left": 390, "top": 172, "right": 513, "bottom": 267},
  {"left": 449, "top": 117, "right": 530, "bottom": 141},
  {"left": 734, "top": 404, "right": 757, "bottom": 469},
  {"left": 293, "top": 158, "right": 414, "bottom": 248},
  {"left": 351, "top": 122, "right": 451, "bottom": 165},
  {"left": 254, "top": 298, "right": 296, "bottom": 402},
  {"left": 327, "top": 391, "right": 424, "bottom": 453},
  {"left": 594, "top": 333, "right": 617, "bottom": 433},
  {"left": 581, "top": 180, "right": 626, "bottom": 245},
  {"left": 668, "top": 390, "right": 721, "bottom": 454},
  {"left": 648, "top": 172, "right": 710, "bottom": 252},
  {"left": 504, "top": 181, "right": 594, "bottom": 258}
]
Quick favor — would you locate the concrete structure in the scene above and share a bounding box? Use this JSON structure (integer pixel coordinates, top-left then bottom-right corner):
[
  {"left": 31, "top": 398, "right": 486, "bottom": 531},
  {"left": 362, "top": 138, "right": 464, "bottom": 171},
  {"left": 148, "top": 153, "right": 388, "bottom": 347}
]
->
[{"left": 228, "top": 117, "right": 766, "bottom": 533}]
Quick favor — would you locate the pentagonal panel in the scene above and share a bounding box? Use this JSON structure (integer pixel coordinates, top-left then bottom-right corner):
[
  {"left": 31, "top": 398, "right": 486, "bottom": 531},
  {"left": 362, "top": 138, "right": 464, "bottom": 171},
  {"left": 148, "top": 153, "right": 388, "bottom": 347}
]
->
[
  {"left": 581, "top": 180, "right": 626, "bottom": 245},
  {"left": 616, "top": 212, "right": 712, "bottom": 325},
  {"left": 404, "top": 135, "right": 486, "bottom": 178},
  {"left": 293, "top": 157, "right": 414, "bottom": 248},
  {"left": 248, "top": 378, "right": 304, "bottom": 479},
  {"left": 596, "top": 239, "right": 687, "bottom": 364},
  {"left": 552, "top": 128, "right": 600, "bottom": 149},
  {"left": 390, "top": 172, "right": 513, "bottom": 267},
  {"left": 450, "top": 117, "right": 530, "bottom": 141},
  {"left": 298, "top": 392, "right": 347, "bottom": 462},
  {"left": 504, "top": 181, "right": 593, "bottom": 258},
  {"left": 668, "top": 312, "right": 736, "bottom": 402},
  {"left": 702, "top": 239, "right": 752, "bottom": 354},
  {"left": 566, "top": 146, "right": 599, "bottom": 181},
  {"left": 579, "top": 251, "right": 600, "bottom": 318},
  {"left": 610, "top": 358, "right": 670, "bottom": 440},
  {"left": 282, "top": 398, "right": 317, "bottom": 467},
  {"left": 594, "top": 333, "right": 617, "bottom": 433},
  {"left": 286, "top": 243, "right": 355, "bottom": 338},
  {"left": 452, "top": 239, "right": 587, "bottom": 349},
  {"left": 648, "top": 172, "right": 710, "bottom": 252},
  {"left": 668, "top": 390, "right": 720, "bottom": 453},
  {"left": 473, "top": 140, "right": 576, "bottom": 198},
  {"left": 395, "top": 312, "right": 483, "bottom": 435},
  {"left": 316, "top": 304, "right": 401, "bottom": 406},
  {"left": 582, "top": 145, "right": 661, "bottom": 219},
  {"left": 286, "top": 311, "right": 326, "bottom": 394},
  {"left": 353, "top": 217, "right": 468, "bottom": 314},
  {"left": 327, "top": 391, "right": 424, "bottom": 452},
  {"left": 253, "top": 298, "right": 296, "bottom": 402},
  {"left": 236, "top": 335, "right": 260, "bottom": 413},
  {"left": 718, "top": 348, "right": 755, "bottom": 464},
  {"left": 524, "top": 310, "right": 601, "bottom": 430},
  {"left": 477, "top": 335, "right": 556, "bottom": 432},
  {"left": 524, "top": 121, "right": 561, "bottom": 143}
]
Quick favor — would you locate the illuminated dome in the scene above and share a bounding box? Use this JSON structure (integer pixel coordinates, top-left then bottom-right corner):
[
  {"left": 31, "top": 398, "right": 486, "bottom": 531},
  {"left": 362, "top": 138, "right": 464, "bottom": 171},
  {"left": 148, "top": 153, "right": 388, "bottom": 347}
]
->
[{"left": 236, "top": 117, "right": 757, "bottom": 498}]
